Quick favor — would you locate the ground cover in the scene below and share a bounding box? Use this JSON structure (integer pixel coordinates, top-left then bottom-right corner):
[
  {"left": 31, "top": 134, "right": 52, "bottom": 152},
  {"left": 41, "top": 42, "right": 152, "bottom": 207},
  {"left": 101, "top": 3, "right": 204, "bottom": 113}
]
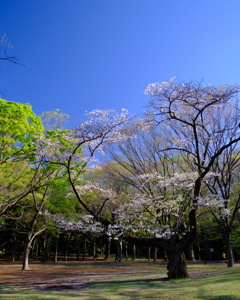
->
[{"left": 0, "top": 259, "right": 239, "bottom": 299}]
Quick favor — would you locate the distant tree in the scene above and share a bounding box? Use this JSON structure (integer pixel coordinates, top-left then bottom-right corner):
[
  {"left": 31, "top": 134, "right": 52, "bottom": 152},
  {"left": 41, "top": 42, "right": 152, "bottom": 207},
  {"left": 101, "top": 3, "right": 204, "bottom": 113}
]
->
[{"left": 40, "top": 109, "right": 70, "bottom": 131}]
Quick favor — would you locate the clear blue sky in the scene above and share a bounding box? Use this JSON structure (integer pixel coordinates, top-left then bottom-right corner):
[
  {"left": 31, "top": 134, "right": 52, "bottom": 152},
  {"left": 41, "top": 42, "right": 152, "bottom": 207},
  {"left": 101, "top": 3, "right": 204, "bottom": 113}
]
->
[{"left": 1, "top": 0, "right": 240, "bottom": 126}]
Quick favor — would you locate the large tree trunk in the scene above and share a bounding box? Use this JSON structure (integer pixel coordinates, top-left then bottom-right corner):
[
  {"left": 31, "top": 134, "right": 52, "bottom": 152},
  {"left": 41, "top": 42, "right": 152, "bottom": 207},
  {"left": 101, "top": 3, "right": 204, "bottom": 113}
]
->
[
  {"left": 125, "top": 229, "right": 197, "bottom": 279},
  {"left": 167, "top": 251, "right": 189, "bottom": 279}
]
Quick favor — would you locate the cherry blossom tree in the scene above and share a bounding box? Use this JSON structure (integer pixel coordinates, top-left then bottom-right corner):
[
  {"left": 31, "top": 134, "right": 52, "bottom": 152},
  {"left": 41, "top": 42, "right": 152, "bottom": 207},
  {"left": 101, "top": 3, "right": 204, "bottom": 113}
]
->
[
  {"left": 143, "top": 78, "right": 240, "bottom": 278},
  {"left": 37, "top": 109, "right": 132, "bottom": 227},
  {"left": 48, "top": 109, "right": 130, "bottom": 220},
  {"left": 104, "top": 79, "right": 240, "bottom": 278}
]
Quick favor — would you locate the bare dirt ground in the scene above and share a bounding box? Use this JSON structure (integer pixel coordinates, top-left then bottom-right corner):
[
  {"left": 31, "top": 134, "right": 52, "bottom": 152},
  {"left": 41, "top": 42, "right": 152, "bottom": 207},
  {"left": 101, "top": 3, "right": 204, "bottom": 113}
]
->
[
  {"left": 0, "top": 258, "right": 237, "bottom": 291},
  {"left": 0, "top": 260, "right": 129, "bottom": 291}
]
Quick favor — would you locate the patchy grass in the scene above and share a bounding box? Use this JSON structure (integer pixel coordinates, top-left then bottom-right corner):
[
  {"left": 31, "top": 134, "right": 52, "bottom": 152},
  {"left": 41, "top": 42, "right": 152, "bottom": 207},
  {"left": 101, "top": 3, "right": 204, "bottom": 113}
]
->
[{"left": 0, "top": 260, "right": 239, "bottom": 299}]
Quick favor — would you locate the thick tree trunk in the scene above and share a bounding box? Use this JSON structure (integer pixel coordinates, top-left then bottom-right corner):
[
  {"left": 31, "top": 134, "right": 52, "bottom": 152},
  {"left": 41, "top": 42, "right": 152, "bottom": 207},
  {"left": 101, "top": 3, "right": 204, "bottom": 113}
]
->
[
  {"left": 125, "top": 230, "right": 197, "bottom": 279},
  {"left": 167, "top": 251, "right": 189, "bottom": 279}
]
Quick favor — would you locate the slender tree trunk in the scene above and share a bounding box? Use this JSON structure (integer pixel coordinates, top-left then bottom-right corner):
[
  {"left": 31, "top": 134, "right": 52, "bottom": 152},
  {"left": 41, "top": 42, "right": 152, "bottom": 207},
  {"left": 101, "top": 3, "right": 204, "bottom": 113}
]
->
[
  {"left": 11, "top": 233, "right": 17, "bottom": 261},
  {"left": 118, "top": 239, "right": 122, "bottom": 262},
  {"left": 132, "top": 244, "right": 136, "bottom": 261},
  {"left": 224, "top": 233, "right": 234, "bottom": 267},
  {"left": 115, "top": 239, "right": 122, "bottom": 262},
  {"left": 163, "top": 250, "right": 168, "bottom": 261},
  {"left": 189, "top": 245, "right": 195, "bottom": 261},
  {"left": 153, "top": 247, "right": 158, "bottom": 261},
  {"left": 82, "top": 235, "right": 86, "bottom": 261},
  {"left": 64, "top": 233, "right": 71, "bottom": 261},
  {"left": 92, "top": 237, "right": 96, "bottom": 261},
  {"left": 12, "top": 247, "right": 16, "bottom": 262},
  {"left": 198, "top": 239, "right": 201, "bottom": 261},
  {"left": 54, "top": 233, "right": 59, "bottom": 262},
  {"left": 11, "top": 227, "right": 17, "bottom": 261},
  {"left": 125, "top": 241, "right": 128, "bottom": 261},
  {"left": 42, "top": 234, "right": 48, "bottom": 262},
  {"left": 35, "top": 237, "right": 39, "bottom": 261},
  {"left": 104, "top": 238, "right": 111, "bottom": 260},
  {"left": 147, "top": 247, "right": 151, "bottom": 261}
]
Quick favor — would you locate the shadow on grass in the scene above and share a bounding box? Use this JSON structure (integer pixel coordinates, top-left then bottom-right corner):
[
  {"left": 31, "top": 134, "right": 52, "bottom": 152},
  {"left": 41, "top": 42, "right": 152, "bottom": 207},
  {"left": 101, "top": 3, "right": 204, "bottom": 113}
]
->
[
  {"left": 197, "top": 288, "right": 240, "bottom": 300},
  {"left": 200, "top": 297, "right": 239, "bottom": 300}
]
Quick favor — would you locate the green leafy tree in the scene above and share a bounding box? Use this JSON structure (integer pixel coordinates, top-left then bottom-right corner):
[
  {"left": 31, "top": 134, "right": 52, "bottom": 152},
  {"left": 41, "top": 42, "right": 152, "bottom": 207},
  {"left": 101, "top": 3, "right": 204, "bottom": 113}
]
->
[{"left": 0, "top": 99, "right": 44, "bottom": 216}]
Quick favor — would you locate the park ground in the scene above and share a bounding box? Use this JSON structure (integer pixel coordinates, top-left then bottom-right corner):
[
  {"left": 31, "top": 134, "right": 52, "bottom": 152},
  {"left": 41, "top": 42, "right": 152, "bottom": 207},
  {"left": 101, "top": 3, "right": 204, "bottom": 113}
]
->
[{"left": 0, "top": 257, "right": 239, "bottom": 299}]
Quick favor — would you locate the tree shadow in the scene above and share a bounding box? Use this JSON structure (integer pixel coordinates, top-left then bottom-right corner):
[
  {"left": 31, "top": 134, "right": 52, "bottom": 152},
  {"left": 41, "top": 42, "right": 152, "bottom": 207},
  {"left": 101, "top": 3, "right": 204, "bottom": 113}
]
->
[{"left": 196, "top": 287, "right": 240, "bottom": 300}]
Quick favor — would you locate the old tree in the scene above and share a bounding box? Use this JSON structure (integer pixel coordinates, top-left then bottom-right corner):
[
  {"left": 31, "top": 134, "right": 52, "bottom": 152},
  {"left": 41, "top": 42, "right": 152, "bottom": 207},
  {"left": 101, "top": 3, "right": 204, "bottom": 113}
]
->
[{"left": 104, "top": 79, "right": 240, "bottom": 278}]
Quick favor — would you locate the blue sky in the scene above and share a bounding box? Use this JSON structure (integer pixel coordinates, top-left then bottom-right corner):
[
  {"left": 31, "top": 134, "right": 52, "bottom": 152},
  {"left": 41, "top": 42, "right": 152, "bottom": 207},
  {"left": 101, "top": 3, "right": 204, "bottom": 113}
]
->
[{"left": 1, "top": 0, "right": 240, "bottom": 127}]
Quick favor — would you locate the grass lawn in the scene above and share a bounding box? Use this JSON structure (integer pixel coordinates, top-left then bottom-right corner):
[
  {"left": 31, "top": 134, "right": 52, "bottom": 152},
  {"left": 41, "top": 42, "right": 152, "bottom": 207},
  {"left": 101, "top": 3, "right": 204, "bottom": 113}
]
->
[{"left": 0, "top": 259, "right": 239, "bottom": 299}]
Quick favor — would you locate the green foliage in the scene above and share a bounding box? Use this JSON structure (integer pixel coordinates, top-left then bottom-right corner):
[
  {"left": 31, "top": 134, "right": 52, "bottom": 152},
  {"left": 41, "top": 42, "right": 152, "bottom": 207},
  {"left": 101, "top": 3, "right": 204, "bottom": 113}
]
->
[
  {"left": 46, "top": 175, "right": 81, "bottom": 217},
  {"left": 0, "top": 99, "right": 43, "bottom": 157}
]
